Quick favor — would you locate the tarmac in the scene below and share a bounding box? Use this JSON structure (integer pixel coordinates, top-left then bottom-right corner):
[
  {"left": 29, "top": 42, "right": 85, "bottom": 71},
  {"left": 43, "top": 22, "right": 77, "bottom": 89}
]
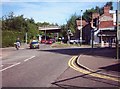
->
[{"left": 1, "top": 44, "right": 120, "bottom": 86}]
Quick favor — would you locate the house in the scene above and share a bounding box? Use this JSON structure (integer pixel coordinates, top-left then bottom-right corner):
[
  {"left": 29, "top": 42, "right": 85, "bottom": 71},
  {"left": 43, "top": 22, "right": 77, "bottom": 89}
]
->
[
  {"left": 75, "top": 6, "right": 116, "bottom": 46},
  {"left": 75, "top": 18, "right": 92, "bottom": 44},
  {"left": 92, "top": 6, "right": 116, "bottom": 47}
]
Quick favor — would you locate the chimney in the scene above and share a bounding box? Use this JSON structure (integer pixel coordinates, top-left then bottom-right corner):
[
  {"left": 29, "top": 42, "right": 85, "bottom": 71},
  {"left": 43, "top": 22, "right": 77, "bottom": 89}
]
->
[{"left": 104, "top": 6, "right": 110, "bottom": 15}]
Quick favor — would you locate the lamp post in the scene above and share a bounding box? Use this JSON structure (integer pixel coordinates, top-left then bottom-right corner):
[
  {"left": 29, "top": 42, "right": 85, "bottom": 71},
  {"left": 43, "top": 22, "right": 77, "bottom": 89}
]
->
[
  {"left": 80, "top": 10, "right": 83, "bottom": 45},
  {"left": 76, "top": 10, "right": 82, "bottom": 46},
  {"left": 117, "top": 0, "right": 120, "bottom": 59}
]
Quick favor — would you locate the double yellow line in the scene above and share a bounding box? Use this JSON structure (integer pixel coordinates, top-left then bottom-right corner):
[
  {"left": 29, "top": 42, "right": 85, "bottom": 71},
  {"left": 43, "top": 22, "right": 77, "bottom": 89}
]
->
[{"left": 68, "top": 56, "right": 120, "bottom": 82}]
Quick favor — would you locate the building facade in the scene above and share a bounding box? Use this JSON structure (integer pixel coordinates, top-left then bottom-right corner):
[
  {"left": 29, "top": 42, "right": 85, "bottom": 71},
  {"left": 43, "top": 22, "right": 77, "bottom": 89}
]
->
[
  {"left": 75, "top": 19, "right": 92, "bottom": 44},
  {"left": 92, "top": 6, "right": 116, "bottom": 47},
  {"left": 75, "top": 6, "right": 116, "bottom": 46}
]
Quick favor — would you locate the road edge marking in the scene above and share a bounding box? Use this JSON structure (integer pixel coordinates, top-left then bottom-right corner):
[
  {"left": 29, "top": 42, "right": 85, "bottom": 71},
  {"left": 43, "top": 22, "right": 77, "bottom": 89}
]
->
[{"left": 68, "top": 56, "right": 120, "bottom": 82}]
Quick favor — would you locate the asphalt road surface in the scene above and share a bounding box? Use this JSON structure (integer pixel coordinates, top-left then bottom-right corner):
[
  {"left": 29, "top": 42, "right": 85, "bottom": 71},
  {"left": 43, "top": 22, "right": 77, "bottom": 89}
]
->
[
  {"left": 1, "top": 44, "right": 119, "bottom": 88},
  {"left": 2, "top": 44, "right": 72, "bottom": 87}
]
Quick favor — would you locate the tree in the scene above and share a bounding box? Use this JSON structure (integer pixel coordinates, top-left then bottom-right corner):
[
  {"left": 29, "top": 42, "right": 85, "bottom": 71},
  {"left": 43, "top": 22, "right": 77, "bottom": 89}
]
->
[
  {"left": 67, "top": 14, "right": 78, "bottom": 34},
  {"left": 105, "top": 1, "right": 113, "bottom": 10},
  {"left": 82, "top": 1, "right": 113, "bottom": 22},
  {"left": 83, "top": 8, "right": 96, "bottom": 22}
]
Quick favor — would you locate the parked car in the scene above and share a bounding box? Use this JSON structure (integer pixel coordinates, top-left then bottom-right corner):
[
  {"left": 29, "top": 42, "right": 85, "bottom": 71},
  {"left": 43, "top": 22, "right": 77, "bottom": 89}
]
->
[
  {"left": 29, "top": 40, "right": 39, "bottom": 49},
  {"left": 69, "top": 39, "right": 80, "bottom": 44},
  {"left": 41, "top": 38, "right": 55, "bottom": 44},
  {"left": 41, "top": 39, "right": 46, "bottom": 44},
  {"left": 45, "top": 39, "right": 55, "bottom": 44}
]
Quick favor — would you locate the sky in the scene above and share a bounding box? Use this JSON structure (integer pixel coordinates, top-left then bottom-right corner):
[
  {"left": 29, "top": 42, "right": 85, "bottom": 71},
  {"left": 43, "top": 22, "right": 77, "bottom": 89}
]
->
[{"left": 1, "top": 0, "right": 118, "bottom": 25}]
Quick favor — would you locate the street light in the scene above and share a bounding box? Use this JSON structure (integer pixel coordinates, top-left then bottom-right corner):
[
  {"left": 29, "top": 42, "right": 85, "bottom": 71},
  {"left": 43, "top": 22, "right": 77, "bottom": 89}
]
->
[
  {"left": 76, "top": 10, "right": 82, "bottom": 45},
  {"left": 116, "top": 0, "right": 120, "bottom": 59},
  {"left": 80, "top": 10, "right": 83, "bottom": 45}
]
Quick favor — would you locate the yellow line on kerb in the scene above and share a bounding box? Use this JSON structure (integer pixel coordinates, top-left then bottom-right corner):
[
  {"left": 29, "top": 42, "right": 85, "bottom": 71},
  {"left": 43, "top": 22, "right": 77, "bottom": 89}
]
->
[{"left": 68, "top": 56, "right": 120, "bottom": 82}]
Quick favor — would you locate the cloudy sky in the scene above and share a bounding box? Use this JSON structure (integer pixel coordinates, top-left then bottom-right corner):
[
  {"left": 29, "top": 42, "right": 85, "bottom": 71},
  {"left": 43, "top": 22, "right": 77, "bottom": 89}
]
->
[{"left": 1, "top": 0, "right": 117, "bottom": 25}]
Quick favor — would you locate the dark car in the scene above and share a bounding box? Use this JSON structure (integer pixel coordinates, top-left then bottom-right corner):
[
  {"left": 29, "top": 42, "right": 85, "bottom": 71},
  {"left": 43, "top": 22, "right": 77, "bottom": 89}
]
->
[{"left": 30, "top": 40, "right": 39, "bottom": 49}]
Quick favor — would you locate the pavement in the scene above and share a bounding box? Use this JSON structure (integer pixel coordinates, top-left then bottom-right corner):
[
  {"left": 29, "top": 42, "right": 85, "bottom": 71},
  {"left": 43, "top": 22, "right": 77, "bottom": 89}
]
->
[{"left": 76, "top": 48, "right": 120, "bottom": 82}]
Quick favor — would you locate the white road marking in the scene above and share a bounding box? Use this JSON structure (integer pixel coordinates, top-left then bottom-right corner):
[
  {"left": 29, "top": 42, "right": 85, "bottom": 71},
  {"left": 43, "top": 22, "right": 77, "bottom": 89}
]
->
[
  {"left": 0, "top": 62, "right": 21, "bottom": 72},
  {"left": 24, "top": 56, "right": 35, "bottom": 62},
  {"left": 20, "top": 48, "right": 25, "bottom": 49}
]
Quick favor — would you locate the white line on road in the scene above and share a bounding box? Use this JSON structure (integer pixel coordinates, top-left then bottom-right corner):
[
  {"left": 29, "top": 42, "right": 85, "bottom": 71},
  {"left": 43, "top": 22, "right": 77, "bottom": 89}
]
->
[
  {"left": 0, "top": 62, "right": 21, "bottom": 72},
  {"left": 24, "top": 56, "right": 35, "bottom": 62}
]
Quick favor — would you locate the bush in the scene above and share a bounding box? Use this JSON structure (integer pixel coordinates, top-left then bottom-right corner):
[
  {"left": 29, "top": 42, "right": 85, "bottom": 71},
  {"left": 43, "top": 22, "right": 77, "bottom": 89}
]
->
[{"left": 2, "top": 30, "right": 24, "bottom": 47}]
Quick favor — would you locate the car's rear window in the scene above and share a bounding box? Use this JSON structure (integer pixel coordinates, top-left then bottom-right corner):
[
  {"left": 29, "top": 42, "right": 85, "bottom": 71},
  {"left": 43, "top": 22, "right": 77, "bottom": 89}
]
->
[{"left": 31, "top": 42, "right": 38, "bottom": 44}]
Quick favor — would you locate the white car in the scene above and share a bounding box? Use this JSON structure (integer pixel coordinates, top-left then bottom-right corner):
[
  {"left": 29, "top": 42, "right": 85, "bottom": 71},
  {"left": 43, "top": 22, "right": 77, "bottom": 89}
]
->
[{"left": 69, "top": 39, "right": 80, "bottom": 44}]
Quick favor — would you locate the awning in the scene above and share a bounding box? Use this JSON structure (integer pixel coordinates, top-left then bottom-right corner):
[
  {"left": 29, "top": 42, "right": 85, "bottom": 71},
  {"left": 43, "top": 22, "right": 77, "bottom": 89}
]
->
[{"left": 97, "top": 30, "right": 116, "bottom": 37}]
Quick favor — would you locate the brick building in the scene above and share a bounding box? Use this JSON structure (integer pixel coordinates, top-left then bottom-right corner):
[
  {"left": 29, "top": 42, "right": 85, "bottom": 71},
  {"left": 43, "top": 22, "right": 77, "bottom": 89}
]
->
[
  {"left": 93, "top": 6, "right": 116, "bottom": 47},
  {"left": 75, "top": 6, "right": 116, "bottom": 46},
  {"left": 75, "top": 18, "right": 92, "bottom": 44}
]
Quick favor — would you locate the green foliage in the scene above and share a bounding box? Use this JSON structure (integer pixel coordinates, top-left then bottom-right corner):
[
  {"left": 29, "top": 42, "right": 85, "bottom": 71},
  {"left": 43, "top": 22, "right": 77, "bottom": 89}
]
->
[
  {"left": 2, "top": 12, "right": 39, "bottom": 47},
  {"left": 60, "top": 24, "right": 67, "bottom": 37},
  {"left": 105, "top": 1, "right": 113, "bottom": 10},
  {"left": 82, "top": 1, "right": 113, "bottom": 22},
  {"left": 67, "top": 14, "right": 78, "bottom": 34},
  {"left": 2, "top": 31, "right": 24, "bottom": 47},
  {"left": 83, "top": 8, "right": 97, "bottom": 22}
]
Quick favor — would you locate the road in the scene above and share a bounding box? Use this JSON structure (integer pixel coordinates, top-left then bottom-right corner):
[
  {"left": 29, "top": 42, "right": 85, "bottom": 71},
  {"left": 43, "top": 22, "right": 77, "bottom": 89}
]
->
[
  {"left": 1, "top": 44, "right": 72, "bottom": 87},
  {"left": 1, "top": 44, "right": 119, "bottom": 88}
]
